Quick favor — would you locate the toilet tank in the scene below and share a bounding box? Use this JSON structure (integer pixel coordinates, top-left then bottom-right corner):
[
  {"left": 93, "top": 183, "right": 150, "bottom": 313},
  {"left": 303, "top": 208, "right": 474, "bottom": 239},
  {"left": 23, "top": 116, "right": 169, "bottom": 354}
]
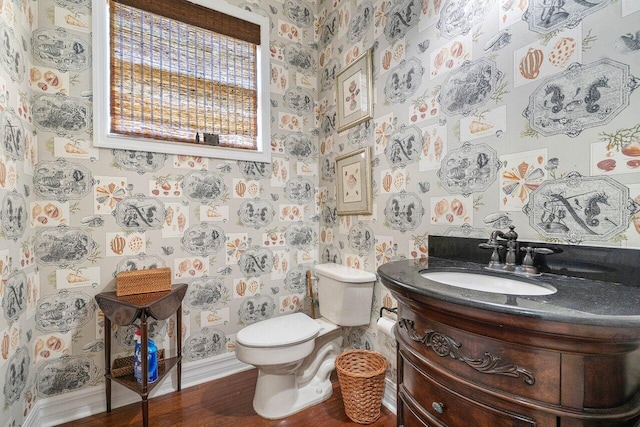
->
[{"left": 314, "top": 263, "right": 376, "bottom": 327}]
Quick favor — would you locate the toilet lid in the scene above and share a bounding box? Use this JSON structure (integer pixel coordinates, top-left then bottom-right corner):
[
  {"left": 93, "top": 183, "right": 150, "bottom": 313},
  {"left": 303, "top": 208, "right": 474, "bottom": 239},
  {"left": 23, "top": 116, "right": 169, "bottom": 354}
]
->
[
  {"left": 236, "top": 312, "right": 321, "bottom": 348},
  {"left": 314, "top": 263, "right": 376, "bottom": 283}
]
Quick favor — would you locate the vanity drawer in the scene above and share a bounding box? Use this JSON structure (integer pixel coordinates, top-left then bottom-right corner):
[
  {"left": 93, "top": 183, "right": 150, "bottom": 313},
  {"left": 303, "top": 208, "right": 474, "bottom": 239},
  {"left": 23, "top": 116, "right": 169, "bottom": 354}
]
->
[
  {"left": 399, "top": 396, "right": 432, "bottom": 427},
  {"left": 400, "top": 353, "right": 550, "bottom": 427},
  {"left": 397, "top": 310, "right": 561, "bottom": 404}
]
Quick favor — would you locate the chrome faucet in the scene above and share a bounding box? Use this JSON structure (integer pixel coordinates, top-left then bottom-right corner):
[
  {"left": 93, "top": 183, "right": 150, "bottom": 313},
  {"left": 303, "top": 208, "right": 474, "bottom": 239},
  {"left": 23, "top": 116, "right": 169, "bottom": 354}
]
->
[{"left": 479, "top": 226, "right": 552, "bottom": 276}]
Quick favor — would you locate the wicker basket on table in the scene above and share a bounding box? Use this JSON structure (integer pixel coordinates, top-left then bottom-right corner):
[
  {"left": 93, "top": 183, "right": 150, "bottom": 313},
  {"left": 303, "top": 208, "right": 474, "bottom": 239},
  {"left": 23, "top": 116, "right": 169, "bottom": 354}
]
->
[
  {"left": 116, "top": 267, "right": 171, "bottom": 297},
  {"left": 335, "top": 349, "right": 388, "bottom": 424}
]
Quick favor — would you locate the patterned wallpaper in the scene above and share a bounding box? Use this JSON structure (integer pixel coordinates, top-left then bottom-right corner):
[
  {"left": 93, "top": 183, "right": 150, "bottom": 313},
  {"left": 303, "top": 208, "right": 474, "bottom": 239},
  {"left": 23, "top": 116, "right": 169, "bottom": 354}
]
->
[
  {"left": 1, "top": 0, "right": 39, "bottom": 424},
  {"left": 317, "top": 0, "right": 640, "bottom": 392},
  {"left": 1, "top": 0, "right": 325, "bottom": 424},
  {"left": 1, "top": 0, "right": 640, "bottom": 424}
]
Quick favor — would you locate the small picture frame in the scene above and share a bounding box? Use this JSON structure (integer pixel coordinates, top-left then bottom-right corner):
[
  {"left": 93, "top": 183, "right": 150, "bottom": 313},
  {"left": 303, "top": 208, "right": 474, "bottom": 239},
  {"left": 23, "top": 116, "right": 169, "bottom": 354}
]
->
[
  {"left": 336, "top": 49, "right": 373, "bottom": 133},
  {"left": 335, "top": 147, "right": 372, "bottom": 216}
]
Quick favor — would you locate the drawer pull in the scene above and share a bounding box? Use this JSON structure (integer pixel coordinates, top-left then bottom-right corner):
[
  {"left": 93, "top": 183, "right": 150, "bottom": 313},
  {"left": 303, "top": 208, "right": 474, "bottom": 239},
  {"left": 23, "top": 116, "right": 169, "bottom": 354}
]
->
[
  {"left": 399, "top": 318, "right": 536, "bottom": 385},
  {"left": 432, "top": 401, "right": 445, "bottom": 414}
]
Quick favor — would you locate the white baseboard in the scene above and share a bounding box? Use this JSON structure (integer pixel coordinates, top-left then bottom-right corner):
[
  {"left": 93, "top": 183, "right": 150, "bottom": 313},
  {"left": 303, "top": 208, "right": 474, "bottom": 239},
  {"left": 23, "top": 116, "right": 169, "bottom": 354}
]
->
[
  {"left": 25, "top": 353, "right": 252, "bottom": 427},
  {"left": 382, "top": 377, "right": 397, "bottom": 415},
  {"left": 24, "top": 354, "right": 397, "bottom": 426}
]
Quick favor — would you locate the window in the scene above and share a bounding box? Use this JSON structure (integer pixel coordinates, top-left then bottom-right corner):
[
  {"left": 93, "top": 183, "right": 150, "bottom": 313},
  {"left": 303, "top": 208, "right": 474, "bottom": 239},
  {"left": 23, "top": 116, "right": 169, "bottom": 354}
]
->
[{"left": 93, "top": 0, "right": 270, "bottom": 162}]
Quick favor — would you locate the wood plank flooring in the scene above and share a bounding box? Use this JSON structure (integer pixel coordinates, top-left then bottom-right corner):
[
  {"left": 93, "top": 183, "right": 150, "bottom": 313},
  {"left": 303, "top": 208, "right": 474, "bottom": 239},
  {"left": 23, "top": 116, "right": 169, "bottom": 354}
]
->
[{"left": 57, "top": 369, "right": 397, "bottom": 426}]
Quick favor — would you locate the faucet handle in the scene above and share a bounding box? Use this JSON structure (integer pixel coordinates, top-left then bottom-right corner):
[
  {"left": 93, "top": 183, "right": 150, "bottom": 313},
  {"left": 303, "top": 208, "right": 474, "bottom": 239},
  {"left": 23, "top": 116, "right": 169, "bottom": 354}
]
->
[
  {"left": 479, "top": 242, "right": 502, "bottom": 250},
  {"left": 532, "top": 247, "right": 554, "bottom": 256},
  {"left": 479, "top": 242, "right": 504, "bottom": 270},
  {"left": 520, "top": 246, "right": 554, "bottom": 255},
  {"left": 519, "top": 246, "right": 554, "bottom": 275}
]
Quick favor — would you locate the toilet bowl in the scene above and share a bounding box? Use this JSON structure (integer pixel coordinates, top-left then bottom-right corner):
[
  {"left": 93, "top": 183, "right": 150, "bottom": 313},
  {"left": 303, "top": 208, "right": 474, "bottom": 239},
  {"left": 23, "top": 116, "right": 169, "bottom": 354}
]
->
[{"left": 235, "top": 263, "right": 376, "bottom": 419}]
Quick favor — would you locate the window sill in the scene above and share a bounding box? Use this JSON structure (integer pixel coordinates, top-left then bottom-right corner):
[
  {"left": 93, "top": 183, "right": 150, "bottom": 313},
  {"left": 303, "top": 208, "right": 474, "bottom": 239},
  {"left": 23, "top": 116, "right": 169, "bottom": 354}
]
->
[{"left": 94, "top": 134, "right": 271, "bottom": 163}]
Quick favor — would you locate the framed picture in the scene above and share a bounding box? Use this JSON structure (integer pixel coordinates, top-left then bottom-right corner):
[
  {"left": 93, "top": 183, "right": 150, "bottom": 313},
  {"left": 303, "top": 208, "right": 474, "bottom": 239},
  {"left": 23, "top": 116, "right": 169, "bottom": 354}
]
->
[
  {"left": 336, "top": 50, "right": 373, "bottom": 133},
  {"left": 336, "top": 147, "right": 372, "bottom": 216}
]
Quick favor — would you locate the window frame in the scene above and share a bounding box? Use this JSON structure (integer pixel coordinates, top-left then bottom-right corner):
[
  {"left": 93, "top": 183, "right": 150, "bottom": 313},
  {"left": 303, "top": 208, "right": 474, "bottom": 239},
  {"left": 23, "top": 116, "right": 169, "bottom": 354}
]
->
[{"left": 92, "top": 0, "right": 271, "bottom": 162}]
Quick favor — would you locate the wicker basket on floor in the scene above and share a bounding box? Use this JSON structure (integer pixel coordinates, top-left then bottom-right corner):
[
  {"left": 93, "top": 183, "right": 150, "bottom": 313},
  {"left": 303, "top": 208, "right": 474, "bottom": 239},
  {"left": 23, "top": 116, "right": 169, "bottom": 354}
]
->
[{"left": 335, "top": 349, "right": 387, "bottom": 424}]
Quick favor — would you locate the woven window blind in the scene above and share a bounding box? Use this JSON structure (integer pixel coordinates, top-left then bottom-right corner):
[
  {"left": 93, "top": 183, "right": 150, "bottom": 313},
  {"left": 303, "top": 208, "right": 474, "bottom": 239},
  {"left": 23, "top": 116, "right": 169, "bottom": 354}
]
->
[{"left": 109, "top": 0, "right": 259, "bottom": 150}]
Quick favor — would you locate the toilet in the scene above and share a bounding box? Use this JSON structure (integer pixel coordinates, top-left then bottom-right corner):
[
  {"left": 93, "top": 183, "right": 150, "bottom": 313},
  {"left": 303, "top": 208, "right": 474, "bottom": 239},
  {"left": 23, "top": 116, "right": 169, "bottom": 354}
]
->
[{"left": 235, "top": 263, "right": 376, "bottom": 419}]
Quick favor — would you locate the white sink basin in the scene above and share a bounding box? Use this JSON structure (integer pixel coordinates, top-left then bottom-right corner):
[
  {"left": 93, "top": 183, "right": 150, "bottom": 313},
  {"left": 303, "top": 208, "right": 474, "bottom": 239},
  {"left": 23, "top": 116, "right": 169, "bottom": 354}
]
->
[{"left": 421, "top": 271, "right": 557, "bottom": 296}]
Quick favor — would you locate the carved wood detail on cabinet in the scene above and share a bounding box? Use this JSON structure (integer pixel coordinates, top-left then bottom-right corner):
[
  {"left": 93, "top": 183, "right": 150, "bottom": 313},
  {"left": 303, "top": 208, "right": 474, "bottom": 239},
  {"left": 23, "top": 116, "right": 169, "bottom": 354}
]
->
[
  {"left": 398, "top": 318, "right": 536, "bottom": 385},
  {"left": 388, "top": 294, "right": 640, "bottom": 426}
]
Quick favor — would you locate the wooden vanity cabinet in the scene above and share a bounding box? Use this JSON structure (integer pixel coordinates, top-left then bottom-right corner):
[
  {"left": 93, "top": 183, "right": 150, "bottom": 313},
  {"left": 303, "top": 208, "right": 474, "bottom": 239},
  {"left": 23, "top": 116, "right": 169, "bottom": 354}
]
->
[
  {"left": 399, "top": 350, "right": 552, "bottom": 427},
  {"left": 392, "top": 292, "right": 640, "bottom": 427}
]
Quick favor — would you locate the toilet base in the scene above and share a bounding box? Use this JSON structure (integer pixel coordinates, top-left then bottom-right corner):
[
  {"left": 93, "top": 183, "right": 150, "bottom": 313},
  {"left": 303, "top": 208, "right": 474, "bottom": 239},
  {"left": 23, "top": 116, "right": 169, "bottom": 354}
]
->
[
  {"left": 253, "top": 370, "right": 333, "bottom": 419},
  {"left": 252, "top": 332, "right": 343, "bottom": 419}
]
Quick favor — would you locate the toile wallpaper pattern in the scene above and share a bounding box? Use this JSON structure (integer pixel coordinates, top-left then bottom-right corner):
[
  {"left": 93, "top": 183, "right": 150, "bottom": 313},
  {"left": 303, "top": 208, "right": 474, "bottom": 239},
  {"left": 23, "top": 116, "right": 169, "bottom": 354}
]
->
[
  {"left": 316, "top": 0, "right": 640, "bottom": 402},
  {"left": 0, "top": 0, "right": 639, "bottom": 424}
]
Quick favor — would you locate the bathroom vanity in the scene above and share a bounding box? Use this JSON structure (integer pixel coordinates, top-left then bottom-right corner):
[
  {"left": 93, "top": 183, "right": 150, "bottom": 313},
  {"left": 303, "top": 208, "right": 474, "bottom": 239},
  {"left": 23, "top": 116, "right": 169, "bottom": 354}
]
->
[{"left": 378, "top": 236, "right": 640, "bottom": 427}]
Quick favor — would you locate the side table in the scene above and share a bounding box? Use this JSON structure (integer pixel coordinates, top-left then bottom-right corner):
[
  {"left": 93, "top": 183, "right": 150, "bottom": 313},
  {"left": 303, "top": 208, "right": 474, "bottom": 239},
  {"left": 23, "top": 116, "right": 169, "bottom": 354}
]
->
[{"left": 95, "top": 283, "right": 187, "bottom": 427}]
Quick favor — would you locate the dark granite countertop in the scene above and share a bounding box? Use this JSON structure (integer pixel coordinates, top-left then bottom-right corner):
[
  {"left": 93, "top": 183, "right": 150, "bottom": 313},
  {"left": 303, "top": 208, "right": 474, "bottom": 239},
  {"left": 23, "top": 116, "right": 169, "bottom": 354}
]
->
[{"left": 378, "top": 257, "right": 640, "bottom": 328}]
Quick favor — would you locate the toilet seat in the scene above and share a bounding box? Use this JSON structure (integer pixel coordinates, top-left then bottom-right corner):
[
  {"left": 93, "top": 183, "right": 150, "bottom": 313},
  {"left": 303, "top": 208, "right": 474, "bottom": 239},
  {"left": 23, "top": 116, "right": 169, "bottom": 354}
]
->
[{"left": 236, "top": 312, "right": 321, "bottom": 348}]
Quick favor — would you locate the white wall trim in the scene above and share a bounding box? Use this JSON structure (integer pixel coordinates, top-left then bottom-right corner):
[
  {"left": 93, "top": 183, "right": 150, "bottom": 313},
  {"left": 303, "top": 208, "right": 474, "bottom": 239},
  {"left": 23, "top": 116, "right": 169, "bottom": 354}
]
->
[
  {"left": 382, "top": 377, "right": 398, "bottom": 415},
  {"left": 24, "top": 354, "right": 396, "bottom": 426},
  {"left": 25, "top": 353, "right": 251, "bottom": 427}
]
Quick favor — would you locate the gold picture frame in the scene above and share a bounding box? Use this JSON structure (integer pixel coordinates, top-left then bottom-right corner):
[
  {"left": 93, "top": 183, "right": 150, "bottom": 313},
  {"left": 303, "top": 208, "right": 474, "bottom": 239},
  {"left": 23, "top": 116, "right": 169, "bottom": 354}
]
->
[
  {"left": 335, "top": 147, "right": 372, "bottom": 216},
  {"left": 336, "top": 49, "right": 373, "bottom": 133}
]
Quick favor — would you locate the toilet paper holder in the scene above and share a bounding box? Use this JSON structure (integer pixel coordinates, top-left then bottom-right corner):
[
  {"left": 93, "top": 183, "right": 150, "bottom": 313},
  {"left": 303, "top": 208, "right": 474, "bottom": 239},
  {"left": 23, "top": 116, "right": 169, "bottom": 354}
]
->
[{"left": 379, "top": 306, "right": 397, "bottom": 319}]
